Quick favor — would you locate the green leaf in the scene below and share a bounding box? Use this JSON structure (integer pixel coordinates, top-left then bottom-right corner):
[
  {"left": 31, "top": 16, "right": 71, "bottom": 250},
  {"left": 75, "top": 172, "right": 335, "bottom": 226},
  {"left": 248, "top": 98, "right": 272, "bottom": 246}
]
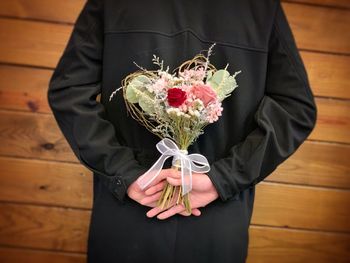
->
[
  {"left": 125, "top": 75, "right": 152, "bottom": 103},
  {"left": 138, "top": 90, "right": 156, "bottom": 114},
  {"left": 206, "top": 69, "right": 241, "bottom": 101}
]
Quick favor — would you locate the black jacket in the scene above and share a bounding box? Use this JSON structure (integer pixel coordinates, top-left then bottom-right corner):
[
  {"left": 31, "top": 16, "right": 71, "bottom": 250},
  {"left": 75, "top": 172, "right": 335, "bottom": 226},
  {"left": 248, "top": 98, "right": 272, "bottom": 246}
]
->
[
  {"left": 47, "top": 0, "right": 317, "bottom": 204},
  {"left": 47, "top": 0, "right": 317, "bottom": 262}
]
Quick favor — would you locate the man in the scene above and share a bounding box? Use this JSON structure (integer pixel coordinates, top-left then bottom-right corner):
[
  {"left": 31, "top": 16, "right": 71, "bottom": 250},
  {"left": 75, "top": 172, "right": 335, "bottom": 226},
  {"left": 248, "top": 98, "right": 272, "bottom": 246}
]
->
[{"left": 47, "top": 0, "right": 317, "bottom": 262}]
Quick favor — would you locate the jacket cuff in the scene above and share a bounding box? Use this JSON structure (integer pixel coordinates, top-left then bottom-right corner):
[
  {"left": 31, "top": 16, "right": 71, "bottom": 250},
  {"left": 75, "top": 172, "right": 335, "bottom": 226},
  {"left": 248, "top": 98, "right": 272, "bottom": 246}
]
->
[
  {"left": 206, "top": 159, "right": 241, "bottom": 202},
  {"left": 102, "top": 163, "right": 150, "bottom": 204}
]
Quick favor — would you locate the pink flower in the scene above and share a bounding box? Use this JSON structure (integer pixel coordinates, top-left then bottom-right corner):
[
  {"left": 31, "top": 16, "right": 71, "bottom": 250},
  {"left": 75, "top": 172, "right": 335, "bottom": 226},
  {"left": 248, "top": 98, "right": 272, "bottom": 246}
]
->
[
  {"left": 179, "top": 67, "right": 206, "bottom": 82},
  {"left": 190, "top": 84, "right": 217, "bottom": 106},
  {"left": 206, "top": 101, "right": 223, "bottom": 123},
  {"left": 151, "top": 77, "right": 168, "bottom": 92}
]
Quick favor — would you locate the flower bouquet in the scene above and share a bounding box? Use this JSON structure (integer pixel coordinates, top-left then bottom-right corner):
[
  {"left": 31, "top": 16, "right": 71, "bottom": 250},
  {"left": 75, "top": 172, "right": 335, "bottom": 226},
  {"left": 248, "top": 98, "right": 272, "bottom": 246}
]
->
[{"left": 109, "top": 42, "right": 241, "bottom": 213}]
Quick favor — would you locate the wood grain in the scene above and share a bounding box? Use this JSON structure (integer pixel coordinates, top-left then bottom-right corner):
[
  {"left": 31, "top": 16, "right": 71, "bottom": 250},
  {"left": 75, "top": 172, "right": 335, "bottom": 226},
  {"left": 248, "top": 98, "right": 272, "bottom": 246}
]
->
[
  {"left": 1, "top": 224, "right": 349, "bottom": 263},
  {"left": 247, "top": 225, "right": 350, "bottom": 263},
  {"left": 300, "top": 52, "right": 350, "bottom": 99},
  {"left": 0, "top": 162, "right": 349, "bottom": 232},
  {"left": 1, "top": 52, "right": 349, "bottom": 116},
  {"left": 0, "top": 18, "right": 71, "bottom": 68},
  {"left": 0, "top": 140, "right": 348, "bottom": 212},
  {"left": 0, "top": 4, "right": 349, "bottom": 69},
  {"left": 0, "top": 203, "right": 90, "bottom": 252},
  {"left": 252, "top": 182, "right": 350, "bottom": 232},
  {"left": 268, "top": 140, "right": 350, "bottom": 189},
  {"left": 0, "top": 247, "right": 85, "bottom": 263},
  {"left": 0, "top": 65, "right": 53, "bottom": 113},
  {"left": 0, "top": 203, "right": 349, "bottom": 262},
  {"left": 0, "top": 156, "right": 92, "bottom": 209},
  {"left": 309, "top": 98, "right": 350, "bottom": 144},
  {"left": 0, "top": 0, "right": 85, "bottom": 24},
  {"left": 287, "top": 0, "right": 350, "bottom": 9},
  {"left": 0, "top": 97, "right": 349, "bottom": 161},
  {"left": 0, "top": 1, "right": 349, "bottom": 25},
  {"left": 282, "top": 3, "right": 350, "bottom": 54},
  {"left": 0, "top": 110, "right": 76, "bottom": 162},
  {"left": 0, "top": 0, "right": 349, "bottom": 260}
]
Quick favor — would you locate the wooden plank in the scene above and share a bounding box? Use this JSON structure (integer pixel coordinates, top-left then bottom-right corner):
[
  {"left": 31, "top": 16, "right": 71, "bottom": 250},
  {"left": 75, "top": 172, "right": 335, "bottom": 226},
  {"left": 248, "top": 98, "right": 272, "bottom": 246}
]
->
[
  {"left": 0, "top": 156, "right": 92, "bottom": 209},
  {"left": 0, "top": 96, "right": 349, "bottom": 189},
  {"left": 0, "top": 65, "right": 53, "bottom": 113},
  {"left": 247, "top": 225, "right": 350, "bottom": 263},
  {"left": 300, "top": 51, "right": 350, "bottom": 99},
  {"left": 286, "top": 0, "right": 350, "bottom": 9},
  {"left": 0, "top": 18, "right": 72, "bottom": 68},
  {"left": 282, "top": 2, "right": 350, "bottom": 54},
  {"left": 269, "top": 140, "right": 350, "bottom": 189},
  {"left": 252, "top": 182, "right": 350, "bottom": 232},
  {"left": 0, "top": 110, "right": 76, "bottom": 163},
  {"left": 0, "top": 203, "right": 90, "bottom": 253},
  {"left": 0, "top": 4, "right": 349, "bottom": 68},
  {"left": 1, "top": 96, "right": 349, "bottom": 162},
  {"left": 0, "top": 247, "right": 85, "bottom": 263},
  {"left": 309, "top": 98, "right": 350, "bottom": 144},
  {"left": 0, "top": 1, "right": 349, "bottom": 25},
  {"left": 1, "top": 51, "right": 349, "bottom": 116},
  {"left": 0, "top": 139, "right": 349, "bottom": 212},
  {"left": 0, "top": 203, "right": 349, "bottom": 262},
  {"left": 0, "top": 0, "right": 85, "bottom": 24},
  {"left": 0, "top": 65, "right": 102, "bottom": 114},
  {"left": 1, "top": 226, "right": 350, "bottom": 263},
  {"left": 1, "top": 164, "right": 349, "bottom": 232}
]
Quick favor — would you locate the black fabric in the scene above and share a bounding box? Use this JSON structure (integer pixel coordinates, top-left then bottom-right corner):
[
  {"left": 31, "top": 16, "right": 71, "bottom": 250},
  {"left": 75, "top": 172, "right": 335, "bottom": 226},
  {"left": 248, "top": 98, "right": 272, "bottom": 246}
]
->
[
  {"left": 206, "top": 0, "right": 317, "bottom": 202},
  {"left": 47, "top": 0, "right": 317, "bottom": 262}
]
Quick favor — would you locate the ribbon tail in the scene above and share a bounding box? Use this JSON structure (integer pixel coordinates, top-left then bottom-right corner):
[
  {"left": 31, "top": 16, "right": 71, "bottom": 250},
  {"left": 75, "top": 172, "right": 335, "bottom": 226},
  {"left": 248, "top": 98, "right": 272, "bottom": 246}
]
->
[
  {"left": 136, "top": 154, "right": 170, "bottom": 190},
  {"left": 181, "top": 158, "right": 192, "bottom": 196}
]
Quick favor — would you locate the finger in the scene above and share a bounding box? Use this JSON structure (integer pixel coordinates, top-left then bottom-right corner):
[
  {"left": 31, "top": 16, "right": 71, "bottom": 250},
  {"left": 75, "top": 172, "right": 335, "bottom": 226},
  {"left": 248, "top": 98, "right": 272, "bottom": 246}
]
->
[
  {"left": 140, "top": 191, "right": 162, "bottom": 206},
  {"left": 179, "top": 210, "right": 191, "bottom": 216},
  {"left": 160, "top": 168, "right": 181, "bottom": 180},
  {"left": 146, "top": 205, "right": 169, "bottom": 218},
  {"left": 166, "top": 176, "right": 182, "bottom": 186},
  {"left": 145, "top": 185, "right": 181, "bottom": 218},
  {"left": 166, "top": 168, "right": 181, "bottom": 179},
  {"left": 157, "top": 204, "right": 185, "bottom": 220},
  {"left": 140, "top": 200, "right": 158, "bottom": 208},
  {"left": 191, "top": 208, "right": 201, "bottom": 216},
  {"left": 145, "top": 180, "right": 167, "bottom": 195},
  {"left": 178, "top": 207, "right": 201, "bottom": 217},
  {"left": 140, "top": 169, "right": 175, "bottom": 189}
]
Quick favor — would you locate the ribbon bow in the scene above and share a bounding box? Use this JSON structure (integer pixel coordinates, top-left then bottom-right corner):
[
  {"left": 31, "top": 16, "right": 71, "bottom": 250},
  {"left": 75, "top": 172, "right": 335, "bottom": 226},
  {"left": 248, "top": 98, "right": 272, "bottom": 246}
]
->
[{"left": 137, "top": 138, "right": 211, "bottom": 196}]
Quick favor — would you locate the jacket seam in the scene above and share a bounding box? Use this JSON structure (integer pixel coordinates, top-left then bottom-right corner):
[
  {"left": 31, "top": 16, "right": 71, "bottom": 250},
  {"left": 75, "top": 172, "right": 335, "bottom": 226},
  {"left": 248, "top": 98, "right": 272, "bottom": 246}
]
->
[
  {"left": 104, "top": 28, "right": 268, "bottom": 53},
  {"left": 273, "top": 15, "right": 314, "bottom": 101}
]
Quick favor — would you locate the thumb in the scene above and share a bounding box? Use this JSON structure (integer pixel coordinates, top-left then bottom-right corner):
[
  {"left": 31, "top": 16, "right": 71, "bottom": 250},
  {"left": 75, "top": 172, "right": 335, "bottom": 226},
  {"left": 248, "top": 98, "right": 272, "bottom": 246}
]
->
[{"left": 166, "top": 176, "right": 182, "bottom": 186}]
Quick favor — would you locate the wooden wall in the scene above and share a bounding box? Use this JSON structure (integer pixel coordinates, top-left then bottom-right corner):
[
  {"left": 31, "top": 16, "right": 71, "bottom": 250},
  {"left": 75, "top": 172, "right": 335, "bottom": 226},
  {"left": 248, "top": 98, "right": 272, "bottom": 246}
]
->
[{"left": 0, "top": 0, "right": 349, "bottom": 262}]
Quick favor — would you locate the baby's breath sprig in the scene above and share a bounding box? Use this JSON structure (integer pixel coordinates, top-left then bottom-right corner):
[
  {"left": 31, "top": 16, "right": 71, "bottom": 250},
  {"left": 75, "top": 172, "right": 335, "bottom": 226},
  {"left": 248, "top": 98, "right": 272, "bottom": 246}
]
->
[
  {"left": 203, "top": 42, "right": 216, "bottom": 74},
  {"left": 109, "top": 86, "right": 123, "bottom": 101},
  {"left": 152, "top": 54, "right": 164, "bottom": 70},
  {"left": 132, "top": 61, "right": 149, "bottom": 72}
]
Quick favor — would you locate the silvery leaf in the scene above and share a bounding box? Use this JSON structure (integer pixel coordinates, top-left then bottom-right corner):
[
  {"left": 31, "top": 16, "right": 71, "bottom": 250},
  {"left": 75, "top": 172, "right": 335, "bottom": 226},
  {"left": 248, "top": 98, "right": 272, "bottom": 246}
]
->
[{"left": 125, "top": 75, "right": 152, "bottom": 103}]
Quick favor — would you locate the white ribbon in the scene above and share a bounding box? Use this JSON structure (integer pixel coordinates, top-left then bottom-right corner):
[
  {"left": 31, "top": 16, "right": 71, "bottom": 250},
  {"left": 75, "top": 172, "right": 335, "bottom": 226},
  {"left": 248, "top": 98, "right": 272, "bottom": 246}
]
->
[{"left": 136, "top": 138, "right": 211, "bottom": 196}]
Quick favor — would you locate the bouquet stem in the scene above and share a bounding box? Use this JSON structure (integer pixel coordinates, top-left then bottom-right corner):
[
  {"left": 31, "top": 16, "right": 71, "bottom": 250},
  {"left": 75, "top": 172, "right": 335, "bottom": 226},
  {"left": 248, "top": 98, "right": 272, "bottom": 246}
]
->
[{"left": 157, "top": 159, "right": 192, "bottom": 214}]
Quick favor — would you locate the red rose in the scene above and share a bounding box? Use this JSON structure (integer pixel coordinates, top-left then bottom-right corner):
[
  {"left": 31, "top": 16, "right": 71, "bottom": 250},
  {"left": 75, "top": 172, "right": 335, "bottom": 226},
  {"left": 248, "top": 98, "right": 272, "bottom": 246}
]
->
[{"left": 167, "top": 88, "right": 187, "bottom": 107}]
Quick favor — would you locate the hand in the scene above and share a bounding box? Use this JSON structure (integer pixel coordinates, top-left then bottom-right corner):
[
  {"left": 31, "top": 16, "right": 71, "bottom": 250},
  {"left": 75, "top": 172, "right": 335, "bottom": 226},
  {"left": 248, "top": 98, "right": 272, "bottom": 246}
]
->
[
  {"left": 144, "top": 171, "right": 219, "bottom": 220},
  {"left": 127, "top": 168, "right": 202, "bottom": 217}
]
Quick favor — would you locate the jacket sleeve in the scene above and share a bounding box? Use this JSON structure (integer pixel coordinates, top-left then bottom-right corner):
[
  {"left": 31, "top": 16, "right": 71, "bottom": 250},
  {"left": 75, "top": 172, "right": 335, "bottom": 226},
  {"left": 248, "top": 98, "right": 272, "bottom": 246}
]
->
[
  {"left": 206, "top": 1, "right": 318, "bottom": 202},
  {"left": 47, "top": 0, "right": 149, "bottom": 204}
]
